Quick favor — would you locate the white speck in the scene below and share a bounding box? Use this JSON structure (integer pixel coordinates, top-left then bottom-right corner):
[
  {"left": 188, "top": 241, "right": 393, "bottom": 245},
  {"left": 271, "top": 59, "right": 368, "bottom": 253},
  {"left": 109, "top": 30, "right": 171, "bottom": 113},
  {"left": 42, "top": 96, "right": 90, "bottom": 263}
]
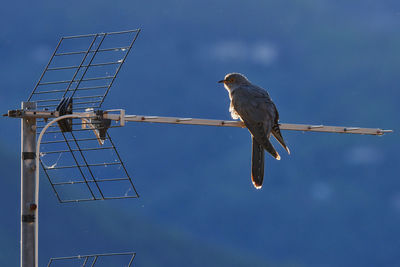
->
[
  {"left": 118, "top": 59, "right": 123, "bottom": 63},
  {"left": 124, "top": 187, "right": 132, "bottom": 197},
  {"left": 47, "top": 163, "right": 56, "bottom": 169},
  {"left": 121, "top": 48, "right": 127, "bottom": 52}
]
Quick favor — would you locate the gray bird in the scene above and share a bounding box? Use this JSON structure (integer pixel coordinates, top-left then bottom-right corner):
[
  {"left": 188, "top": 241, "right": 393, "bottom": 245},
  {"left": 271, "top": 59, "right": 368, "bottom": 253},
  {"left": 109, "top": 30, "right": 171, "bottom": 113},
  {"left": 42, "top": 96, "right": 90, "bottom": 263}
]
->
[{"left": 218, "top": 73, "right": 290, "bottom": 189}]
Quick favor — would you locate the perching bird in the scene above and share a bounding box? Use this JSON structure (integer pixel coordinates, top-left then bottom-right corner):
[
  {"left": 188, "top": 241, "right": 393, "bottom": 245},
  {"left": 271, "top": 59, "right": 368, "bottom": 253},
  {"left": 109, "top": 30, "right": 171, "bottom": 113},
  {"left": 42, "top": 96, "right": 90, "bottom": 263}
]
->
[{"left": 218, "top": 73, "right": 290, "bottom": 189}]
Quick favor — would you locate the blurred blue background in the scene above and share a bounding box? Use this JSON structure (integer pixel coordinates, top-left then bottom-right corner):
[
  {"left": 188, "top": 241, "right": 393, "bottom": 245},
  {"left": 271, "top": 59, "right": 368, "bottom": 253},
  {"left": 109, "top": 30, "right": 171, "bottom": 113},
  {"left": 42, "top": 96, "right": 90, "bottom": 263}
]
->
[{"left": 1, "top": 0, "right": 399, "bottom": 266}]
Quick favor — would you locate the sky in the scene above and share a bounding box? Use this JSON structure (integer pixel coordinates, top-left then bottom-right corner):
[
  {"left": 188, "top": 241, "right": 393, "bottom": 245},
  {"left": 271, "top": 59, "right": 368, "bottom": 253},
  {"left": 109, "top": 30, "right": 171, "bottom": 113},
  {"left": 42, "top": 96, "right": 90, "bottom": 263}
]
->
[{"left": 0, "top": 0, "right": 399, "bottom": 266}]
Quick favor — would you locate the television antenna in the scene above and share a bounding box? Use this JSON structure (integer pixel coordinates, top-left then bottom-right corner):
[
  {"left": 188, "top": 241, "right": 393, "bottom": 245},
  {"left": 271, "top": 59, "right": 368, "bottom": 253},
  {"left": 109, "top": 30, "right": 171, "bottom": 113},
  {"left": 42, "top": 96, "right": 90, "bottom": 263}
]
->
[
  {"left": 47, "top": 252, "right": 136, "bottom": 266},
  {"left": 4, "top": 29, "right": 392, "bottom": 267}
]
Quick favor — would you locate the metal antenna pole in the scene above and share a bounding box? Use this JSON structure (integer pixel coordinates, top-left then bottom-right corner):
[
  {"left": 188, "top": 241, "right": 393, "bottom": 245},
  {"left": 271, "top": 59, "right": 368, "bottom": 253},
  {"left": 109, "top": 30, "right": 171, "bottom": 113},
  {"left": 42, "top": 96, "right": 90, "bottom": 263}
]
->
[{"left": 20, "top": 102, "right": 38, "bottom": 267}]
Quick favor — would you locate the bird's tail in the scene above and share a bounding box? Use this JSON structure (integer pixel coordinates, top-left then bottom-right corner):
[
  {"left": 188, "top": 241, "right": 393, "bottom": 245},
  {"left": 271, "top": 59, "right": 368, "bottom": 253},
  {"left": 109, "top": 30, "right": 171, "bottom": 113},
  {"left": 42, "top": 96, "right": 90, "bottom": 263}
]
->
[
  {"left": 261, "top": 138, "right": 281, "bottom": 160},
  {"left": 245, "top": 120, "right": 281, "bottom": 161},
  {"left": 272, "top": 123, "right": 290, "bottom": 155},
  {"left": 251, "top": 137, "right": 264, "bottom": 189}
]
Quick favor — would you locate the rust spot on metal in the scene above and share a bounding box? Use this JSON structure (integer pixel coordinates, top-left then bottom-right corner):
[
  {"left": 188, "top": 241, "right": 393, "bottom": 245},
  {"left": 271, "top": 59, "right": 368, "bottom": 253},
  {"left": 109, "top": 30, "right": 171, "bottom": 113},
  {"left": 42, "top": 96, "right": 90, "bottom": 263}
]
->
[{"left": 30, "top": 203, "right": 37, "bottom": 211}]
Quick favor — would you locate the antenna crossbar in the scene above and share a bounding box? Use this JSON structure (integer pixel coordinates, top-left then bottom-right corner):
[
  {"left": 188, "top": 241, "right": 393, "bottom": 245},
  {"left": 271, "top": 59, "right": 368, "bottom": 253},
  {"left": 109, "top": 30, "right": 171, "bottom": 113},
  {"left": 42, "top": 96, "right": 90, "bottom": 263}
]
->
[
  {"left": 104, "top": 112, "right": 392, "bottom": 136},
  {"left": 6, "top": 109, "right": 391, "bottom": 136}
]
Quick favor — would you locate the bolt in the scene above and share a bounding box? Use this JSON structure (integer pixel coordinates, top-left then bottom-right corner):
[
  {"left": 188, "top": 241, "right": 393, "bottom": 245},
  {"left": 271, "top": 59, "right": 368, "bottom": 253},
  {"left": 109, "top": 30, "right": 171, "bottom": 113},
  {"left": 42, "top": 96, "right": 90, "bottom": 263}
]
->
[
  {"left": 30, "top": 163, "right": 36, "bottom": 171},
  {"left": 29, "top": 203, "right": 37, "bottom": 211}
]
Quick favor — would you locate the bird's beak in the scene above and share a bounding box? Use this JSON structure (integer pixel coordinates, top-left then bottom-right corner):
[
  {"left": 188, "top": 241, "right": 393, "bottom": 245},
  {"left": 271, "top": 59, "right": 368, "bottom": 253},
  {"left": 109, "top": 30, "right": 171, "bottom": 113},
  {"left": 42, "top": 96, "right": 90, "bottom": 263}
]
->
[{"left": 218, "top": 79, "right": 225, "bottom": 83}]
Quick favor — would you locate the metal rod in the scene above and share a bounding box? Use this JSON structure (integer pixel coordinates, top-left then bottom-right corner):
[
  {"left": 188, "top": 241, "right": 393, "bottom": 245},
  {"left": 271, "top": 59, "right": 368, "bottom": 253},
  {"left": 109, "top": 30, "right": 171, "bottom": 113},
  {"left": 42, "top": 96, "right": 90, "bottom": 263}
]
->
[
  {"left": 41, "top": 137, "right": 108, "bottom": 144},
  {"left": 7, "top": 109, "right": 392, "bottom": 136},
  {"left": 60, "top": 33, "right": 98, "bottom": 39},
  {"left": 52, "top": 177, "right": 130, "bottom": 186},
  {"left": 21, "top": 102, "right": 38, "bottom": 267},
  {"left": 127, "top": 253, "right": 135, "bottom": 267},
  {"left": 38, "top": 76, "right": 114, "bottom": 86},
  {"left": 43, "top": 161, "right": 121, "bottom": 170},
  {"left": 37, "top": 121, "right": 103, "bottom": 129},
  {"left": 41, "top": 125, "right": 119, "bottom": 134},
  {"left": 33, "top": 86, "right": 109, "bottom": 95},
  {"left": 105, "top": 29, "right": 141, "bottom": 35},
  {"left": 82, "top": 257, "right": 89, "bottom": 266},
  {"left": 107, "top": 114, "right": 391, "bottom": 136},
  {"left": 90, "top": 255, "right": 98, "bottom": 267},
  {"left": 37, "top": 100, "right": 101, "bottom": 108},
  {"left": 36, "top": 95, "right": 103, "bottom": 103},
  {"left": 42, "top": 146, "right": 114, "bottom": 154},
  {"left": 60, "top": 29, "right": 139, "bottom": 40},
  {"left": 53, "top": 46, "right": 131, "bottom": 56},
  {"left": 60, "top": 195, "right": 138, "bottom": 203},
  {"left": 47, "top": 61, "right": 123, "bottom": 71},
  {"left": 48, "top": 252, "right": 136, "bottom": 261}
]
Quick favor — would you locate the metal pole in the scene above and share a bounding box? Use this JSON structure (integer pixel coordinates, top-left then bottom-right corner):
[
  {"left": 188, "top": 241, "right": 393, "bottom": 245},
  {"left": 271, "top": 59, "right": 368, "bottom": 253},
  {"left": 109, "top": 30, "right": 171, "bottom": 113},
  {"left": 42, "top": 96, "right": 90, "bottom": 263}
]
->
[
  {"left": 21, "top": 102, "right": 37, "bottom": 267},
  {"left": 103, "top": 113, "right": 392, "bottom": 136}
]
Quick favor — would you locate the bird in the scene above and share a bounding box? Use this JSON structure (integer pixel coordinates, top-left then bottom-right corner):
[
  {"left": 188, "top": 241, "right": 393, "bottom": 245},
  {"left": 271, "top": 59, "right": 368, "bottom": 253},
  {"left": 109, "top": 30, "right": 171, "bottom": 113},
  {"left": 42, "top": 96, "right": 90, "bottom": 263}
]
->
[{"left": 218, "top": 73, "right": 290, "bottom": 189}]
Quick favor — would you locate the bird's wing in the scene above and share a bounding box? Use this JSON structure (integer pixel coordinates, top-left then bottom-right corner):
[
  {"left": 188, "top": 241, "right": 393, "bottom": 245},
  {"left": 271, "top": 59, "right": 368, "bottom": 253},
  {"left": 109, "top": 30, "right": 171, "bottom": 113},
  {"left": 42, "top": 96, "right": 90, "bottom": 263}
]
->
[
  {"left": 232, "top": 87, "right": 280, "bottom": 160},
  {"left": 271, "top": 103, "right": 290, "bottom": 154},
  {"left": 238, "top": 86, "right": 290, "bottom": 155},
  {"left": 231, "top": 86, "right": 273, "bottom": 122}
]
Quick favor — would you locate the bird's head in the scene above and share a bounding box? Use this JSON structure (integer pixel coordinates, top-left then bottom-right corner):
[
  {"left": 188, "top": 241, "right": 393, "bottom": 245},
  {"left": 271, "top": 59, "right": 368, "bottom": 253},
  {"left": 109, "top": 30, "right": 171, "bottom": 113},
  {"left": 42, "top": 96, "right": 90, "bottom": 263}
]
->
[{"left": 218, "top": 73, "right": 249, "bottom": 91}]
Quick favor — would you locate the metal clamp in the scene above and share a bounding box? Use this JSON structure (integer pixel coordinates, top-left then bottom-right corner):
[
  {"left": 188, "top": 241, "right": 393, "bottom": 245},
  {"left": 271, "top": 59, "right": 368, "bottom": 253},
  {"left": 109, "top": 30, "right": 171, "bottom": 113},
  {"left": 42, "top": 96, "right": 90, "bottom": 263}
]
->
[
  {"left": 22, "top": 214, "right": 35, "bottom": 223},
  {"left": 56, "top": 97, "right": 73, "bottom": 132},
  {"left": 105, "top": 109, "right": 126, "bottom": 126},
  {"left": 22, "top": 152, "right": 36, "bottom": 160}
]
